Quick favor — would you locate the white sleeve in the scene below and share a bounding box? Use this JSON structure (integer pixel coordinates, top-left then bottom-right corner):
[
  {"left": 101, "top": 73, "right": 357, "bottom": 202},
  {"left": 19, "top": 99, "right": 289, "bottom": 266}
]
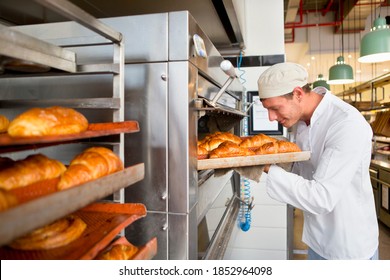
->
[{"left": 266, "top": 118, "right": 372, "bottom": 215}]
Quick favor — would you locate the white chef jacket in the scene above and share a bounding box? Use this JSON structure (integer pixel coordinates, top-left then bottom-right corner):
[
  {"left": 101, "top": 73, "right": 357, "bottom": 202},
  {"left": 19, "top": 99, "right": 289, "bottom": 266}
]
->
[{"left": 266, "top": 89, "right": 379, "bottom": 259}]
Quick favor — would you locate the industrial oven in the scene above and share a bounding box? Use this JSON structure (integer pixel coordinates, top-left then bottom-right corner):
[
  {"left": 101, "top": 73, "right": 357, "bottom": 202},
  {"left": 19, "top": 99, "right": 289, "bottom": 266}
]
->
[{"left": 3, "top": 11, "right": 247, "bottom": 260}]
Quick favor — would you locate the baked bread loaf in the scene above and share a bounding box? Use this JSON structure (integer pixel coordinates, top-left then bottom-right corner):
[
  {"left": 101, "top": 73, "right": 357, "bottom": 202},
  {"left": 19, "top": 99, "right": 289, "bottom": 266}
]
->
[
  {"left": 0, "top": 154, "right": 66, "bottom": 191},
  {"left": 0, "top": 189, "right": 18, "bottom": 212},
  {"left": 255, "top": 140, "right": 301, "bottom": 155},
  {"left": 0, "top": 114, "right": 10, "bottom": 133},
  {"left": 209, "top": 141, "right": 255, "bottom": 158},
  {"left": 9, "top": 215, "right": 87, "bottom": 250},
  {"left": 95, "top": 243, "right": 139, "bottom": 260},
  {"left": 7, "top": 106, "right": 88, "bottom": 137},
  {"left": 57, "top": 147, "right": 124, "bottom": 190},
  {"left": 240, "top": 133, "right": 277, "bottom": 149}
]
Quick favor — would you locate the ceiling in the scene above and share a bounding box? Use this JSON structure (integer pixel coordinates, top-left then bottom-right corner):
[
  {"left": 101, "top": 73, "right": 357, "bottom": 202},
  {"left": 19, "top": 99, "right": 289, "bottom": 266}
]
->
[
  {"left": 0, "top": 0, "right": 244, "bottom": 50},
  {"left": 0, "top": 0, "right": 389, "bottom": 93},
  {"left": 284, "top": 0, "right": 390, "bottom": 92}
]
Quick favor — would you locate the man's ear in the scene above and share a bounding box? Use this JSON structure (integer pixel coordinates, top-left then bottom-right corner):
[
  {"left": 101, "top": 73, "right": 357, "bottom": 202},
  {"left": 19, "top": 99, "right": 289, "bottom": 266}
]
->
[{"left": 292, "top": 87, "right": 304, "bottom": 100}]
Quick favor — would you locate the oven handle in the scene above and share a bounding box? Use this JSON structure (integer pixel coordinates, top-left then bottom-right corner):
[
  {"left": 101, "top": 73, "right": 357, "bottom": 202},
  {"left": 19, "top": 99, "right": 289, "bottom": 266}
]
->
[{"left": 205, "top": 60, "right": 237, "bottom": 108}]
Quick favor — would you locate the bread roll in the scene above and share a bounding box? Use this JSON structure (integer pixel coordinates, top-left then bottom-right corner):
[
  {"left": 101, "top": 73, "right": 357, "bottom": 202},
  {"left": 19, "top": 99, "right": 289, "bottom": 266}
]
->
[
  {"left": 9, "top": 215, "right": 87, "bottom": 250},
  {"left": 240, "top": 133, "right": 277, "bottom": 149},
  {"left": 0, "top": 189, "right": 18, "bottom": 212},
  {"left": 95, "top": 244, "right": 139, "bottom": 260},
  {"left": 8, "top": 106, "right": 88, "bottom": 137},
  {"left": 0, "top": 114, "right": 10, "bottom": 133},
  {"left": 209, "top": 141, "right": 255, "bottom": 158},
  {"left": 57, "top": 147, "right": 124, "bottom": 190},
  {"left": 0, "top": 154, "right": 66, "bottom": 191},
  {"left": 255, "top": 140, "right": 301, "bottom": 155}
]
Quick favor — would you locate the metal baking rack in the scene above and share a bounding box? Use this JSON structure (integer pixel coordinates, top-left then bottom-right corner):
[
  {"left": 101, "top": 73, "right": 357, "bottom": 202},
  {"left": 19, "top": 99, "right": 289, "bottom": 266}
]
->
[{"left": 0, "top": 0, "right": 146, "bottom": 257}]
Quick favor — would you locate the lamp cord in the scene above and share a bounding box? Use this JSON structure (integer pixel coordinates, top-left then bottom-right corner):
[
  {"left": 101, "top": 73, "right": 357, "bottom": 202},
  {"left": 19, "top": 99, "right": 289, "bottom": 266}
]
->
[{"left": 341, "top": 1, "right": 344, "bottom": 58}]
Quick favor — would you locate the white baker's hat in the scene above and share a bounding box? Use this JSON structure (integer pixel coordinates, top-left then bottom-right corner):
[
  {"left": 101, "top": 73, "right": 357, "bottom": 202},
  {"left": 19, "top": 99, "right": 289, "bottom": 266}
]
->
[{"left": 257, "top": 62, "right": 308, "bottom": 99}]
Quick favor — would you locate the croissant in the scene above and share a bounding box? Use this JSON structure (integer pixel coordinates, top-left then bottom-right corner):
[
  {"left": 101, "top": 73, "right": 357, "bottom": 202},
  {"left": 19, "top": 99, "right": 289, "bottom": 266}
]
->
[
  {"left": 199, "top": 138, "right": 225, "bottom": 152},
  {"left": 7, "top": 106, "right": 88, "bottom": 137},
  {"left": 0, "top": 157, "right": 14, "bottom": 171},
  {"left": 57, "top": 147, "right": 124, "bottom": 190},
  {"left": 95, "top": 243, "right": 139, "bottom": 260},
  {"left": 0, "top": 154, "right": 66, "bottom": 191},
  {"left": 197, "top": 146, "right": 209, "bottom": 159},
  {"left": 9, "top": 215, "right": 87, "bottom": 250},
  {"left": 255, "top": 140, "right": 301, "bottom": 155},
  {"left": 209, "top": 141, "right": 255, "bottom": 158},
  {"left": 213, "top": 132, "right": 242, "bottom": 145},
  {"left": 0, "top": 114, "right": 10, "bottom": 133},
  {"left": 240, "top": 133, "right": 277, "bottom": 149},
  {"left": 0, "top": 189, "right": 18, "bottom": 212}
]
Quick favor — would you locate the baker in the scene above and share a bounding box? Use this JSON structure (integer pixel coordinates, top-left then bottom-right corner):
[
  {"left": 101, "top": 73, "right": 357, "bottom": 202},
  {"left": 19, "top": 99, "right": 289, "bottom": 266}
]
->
[{"left": 257, "top": 62, "right": 379, "bottom": 260}]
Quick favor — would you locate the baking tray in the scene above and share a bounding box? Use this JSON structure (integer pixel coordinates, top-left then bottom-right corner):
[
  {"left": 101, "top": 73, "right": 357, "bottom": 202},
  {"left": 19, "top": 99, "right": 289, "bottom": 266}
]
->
[
  {"left": 0, "top": 202, "right": 146, "bottom": 260},
  {"left": 197, "top": 151, "right": 311, "bottom": 170},
  {"left": 0, "top": 120, "right": 139, "bottom": 154},
  {"left": 95, "top": 236, "right": 158, "bottom": 260}
]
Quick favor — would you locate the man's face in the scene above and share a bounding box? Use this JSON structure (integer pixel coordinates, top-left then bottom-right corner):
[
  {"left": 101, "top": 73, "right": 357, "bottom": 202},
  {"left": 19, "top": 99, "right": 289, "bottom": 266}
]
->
[{"left": 260, "top": 94, "right": 301, "bottom": 128}]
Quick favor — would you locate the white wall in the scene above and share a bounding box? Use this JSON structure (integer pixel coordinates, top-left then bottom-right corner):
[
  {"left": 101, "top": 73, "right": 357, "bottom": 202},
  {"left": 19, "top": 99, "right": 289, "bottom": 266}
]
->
[
  {"left": 223, "top": 0, "right": 291, "bottom": 260},
  {"left": 233, "top": 0, "right": 285, "bottom": 91}
]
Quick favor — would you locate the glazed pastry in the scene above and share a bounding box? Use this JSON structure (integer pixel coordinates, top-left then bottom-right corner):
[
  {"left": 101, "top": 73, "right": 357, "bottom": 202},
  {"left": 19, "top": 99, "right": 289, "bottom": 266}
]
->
[
  {"left": 57, "top": 147, "right": 124, "bottom": 190},
  {"left": 240, "top": 133, "right": 277, "bottom": 149},
  {"left": 0, "top": 114, "right": 10, "bottom": 133},
  {"left": 255, "top": 140, "right": 301, "bottom": 155},
  {"left": 209, "top": 141, "right": 255, "bottom": 158},
  {"left": 8, "top": 106, "right": 88, "bottom": 137},
  {"left": 0, "top": 189, "right": 18, "bottom": 212},
  {"left": 0, "top": 154, "right": 66, "bottom": 191},
  {"left": 9, "top": 215, "right": 87, "bottom": 250},
  {"left": 95, "top": 243, "right": 139, "bottom": 260}
]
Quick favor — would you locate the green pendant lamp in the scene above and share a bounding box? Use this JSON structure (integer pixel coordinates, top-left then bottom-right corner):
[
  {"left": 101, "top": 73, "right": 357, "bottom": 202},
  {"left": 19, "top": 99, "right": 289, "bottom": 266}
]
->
[
  {"left": 313, "top": 74, "right": 330, "bottom": 90},
  {"left": 328, "top": 56, "right": 354, "bottom": 85},
  {"left": 358, "top": 16, "right": 390, "bottom": 63}
]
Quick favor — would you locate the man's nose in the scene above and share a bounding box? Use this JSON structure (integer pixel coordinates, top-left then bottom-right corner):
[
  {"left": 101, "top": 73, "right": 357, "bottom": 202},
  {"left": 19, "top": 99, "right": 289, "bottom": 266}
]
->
[{"left": 268, "top": 110, "right": 278, "bottom": 121}]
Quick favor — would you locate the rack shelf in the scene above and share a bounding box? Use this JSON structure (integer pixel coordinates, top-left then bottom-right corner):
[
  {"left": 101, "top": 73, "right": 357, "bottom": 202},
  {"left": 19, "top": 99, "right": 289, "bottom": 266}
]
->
[
  {"left": 0, "top": 0, "right": 148, "bottom": 259},
  {"left": 336, "top": 72, "right": 390, "bottom": 98},
  {"left": 0, "top": 26, "right": 77, "bottom": 73},
  {"left": 0, "top": 202, "right": 148, "bottom": 260},
  {"left": 0, "top": 163, "right": 144, "bottom": 247}
]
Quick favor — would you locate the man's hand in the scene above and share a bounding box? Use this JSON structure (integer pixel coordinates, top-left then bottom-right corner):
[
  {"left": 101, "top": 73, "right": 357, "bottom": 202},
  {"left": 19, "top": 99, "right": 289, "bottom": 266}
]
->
[{"left": 263, "top": 164, "right": 271, "bottom": 173}]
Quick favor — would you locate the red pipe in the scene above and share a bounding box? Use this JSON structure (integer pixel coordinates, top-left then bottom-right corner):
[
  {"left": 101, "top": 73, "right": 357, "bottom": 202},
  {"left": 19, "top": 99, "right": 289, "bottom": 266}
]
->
[
  {"left": 285, "top": 21, "right": 342, "bottom": 29},
  {"left": 322, "top": 0, "right": 334, "bottom": 16},
  {"left": 303, "top": 0, "right": 335, "bottom": 15}
]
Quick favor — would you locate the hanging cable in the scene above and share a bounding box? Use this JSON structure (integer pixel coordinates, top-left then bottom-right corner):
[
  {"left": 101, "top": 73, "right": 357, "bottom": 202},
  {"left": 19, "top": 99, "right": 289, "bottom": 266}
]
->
[
  {"left": 237, "top": 51, "right": 246, "bottom": 84},
  {"left": 236, "top": 50, "right": 252, "bottom": 232}
]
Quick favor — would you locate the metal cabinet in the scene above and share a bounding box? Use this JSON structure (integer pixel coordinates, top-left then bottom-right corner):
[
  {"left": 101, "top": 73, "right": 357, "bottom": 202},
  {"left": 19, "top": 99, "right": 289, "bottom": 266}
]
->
[{"left": 378, "top": 169, "right": 390, "bottom": 227}]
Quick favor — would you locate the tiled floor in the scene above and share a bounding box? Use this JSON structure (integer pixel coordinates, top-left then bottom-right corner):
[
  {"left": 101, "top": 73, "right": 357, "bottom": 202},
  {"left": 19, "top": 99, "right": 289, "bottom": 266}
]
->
[{"left": 292, "top": 208, "right": 390, "bottom": 260}]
